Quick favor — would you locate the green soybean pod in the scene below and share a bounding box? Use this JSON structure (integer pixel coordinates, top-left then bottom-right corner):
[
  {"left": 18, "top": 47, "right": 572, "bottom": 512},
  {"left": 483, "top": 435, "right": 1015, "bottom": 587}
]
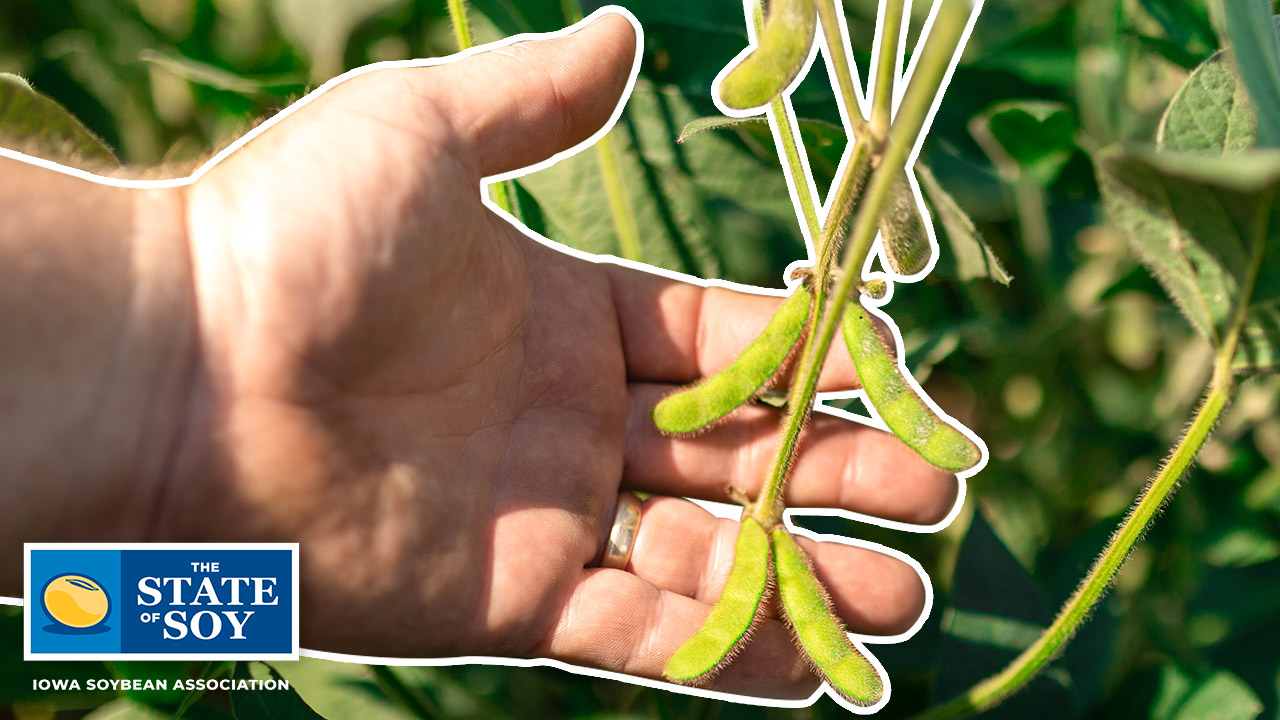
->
[
  {"left": 772, "top": 527, "right": 884, "bottom": 706},
  {"left": 842, "top": 302, "right": 981, "bottom": 472},
  {"left": 878, "top": 173, "right": 933, "bottom": 276},
  {"left": 653, "top": 289, "right": 811, "bottom": 435},
  {"left": 719, "top": 0, "right": 818, "bottom": 110},
  {"left": 664, "top": 517, "right": 772, "bottom": 683}
]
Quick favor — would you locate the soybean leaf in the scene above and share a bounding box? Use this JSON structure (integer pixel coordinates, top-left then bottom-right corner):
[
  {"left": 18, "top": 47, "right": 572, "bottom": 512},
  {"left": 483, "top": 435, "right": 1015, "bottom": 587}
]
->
[
  {"left": 917, "top": 164, "right": 1013, "bottom": 284},
  {"left": 1095, "top": 146, "right": 1280, "bottom": 375},
  {"left": 1137, "top": 0, "right": 1216, "bottom": 51},
  {"left": 519, "top": 79, "right": 807, "bottom": 284},
  {"left": 0, "top": 73, "right": 116, "bottom": 165},
  {"left": 107, "top": 661, "right": 189, "bottom": 707},
  {"left": 266, "top": 658, "right": 418, "bottom": 720},
  {"left": 971, "top": 100, "right": 1077, "bottom": 186},
  {"left": 231, "top": 662, "right": 327, "bottom": 720},
  {"left": 1222, "top": 8, "right": 1280, "bottom": 149},
  {"left": 1152, "top": 666, "right": 1263, "bottom": 720},
  {"left": 677, "top": 114, "right": 847, "bottom": 191},
  {"left": 82, "top": 698, "right": 172, "bottom": 720},
  {"left": 1157, "top": 46, "right": 1258, "bottom": 153},
  {"left": 934, "top": 511, "right": 1074, "bottom": 719}
]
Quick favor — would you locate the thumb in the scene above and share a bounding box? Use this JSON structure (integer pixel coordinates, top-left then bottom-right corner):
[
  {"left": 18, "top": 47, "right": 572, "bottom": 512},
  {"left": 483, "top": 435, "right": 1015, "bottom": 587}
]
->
[{"left": 430, "top": 10, "right": 640, "bottom": 178}]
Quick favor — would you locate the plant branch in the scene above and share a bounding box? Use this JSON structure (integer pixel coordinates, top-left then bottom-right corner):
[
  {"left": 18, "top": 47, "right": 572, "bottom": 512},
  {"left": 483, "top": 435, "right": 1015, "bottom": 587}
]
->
[
  {"left": 871, "top": 0, "right": 905, "bottom": 141},
  {"left": 909, "top": 184, "right": 1271, "bottom": 720},
  {"left": 561, "top": 0, "right": 642, "bottom": 262},
  {"left": 445, "top": 0, "right": 475, "bottom": 51},
  {"left": 750, "top": 0, "right": 972, "bottom": 525},
  {"left": 816, "top": 0, "right": 870, "bottom": 135},
  {"left": 595, "top": 131, "right": 644, "bottom": 262},
  {"left": 445, "top": 0, "right": 522, "bottom": 218}
]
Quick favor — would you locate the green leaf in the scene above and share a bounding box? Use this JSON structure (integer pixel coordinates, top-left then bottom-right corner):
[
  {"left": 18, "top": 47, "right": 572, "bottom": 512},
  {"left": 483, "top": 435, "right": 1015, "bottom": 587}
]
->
[
  {"left": 676, "top": 113, "right": 847, "bottom": 192},
  {"left": 1158, "top": 47, "right": 1258, "bottom": 153},
  {"left": 971, "top": 100, "right": 1076, "bottom": 186},
  {"left": 0, "top": 72, "right": 117, "bottom": 165},
  {"left": 1151, "top": 666, "right": 1263, "bottom": 720},
  {"left": 82, "top": 697, "right": 173, "bottom": 720},
  {"left": 1094, "top": 146, "right": 1280, "bottom": 375},
  {"left": 520, "top": 79, "right": 809, "bottom": 284},
  {"left": 934, "top": 510, "right": 1075, "bottom": 719},
  {"left": 230, "top": 662, "right": 327, "bottom": 720},
  {"left": 107, "top": 661, "right": 189, "bottom": 707},
  {"left": 1223, "top": 8, "right": 1280, "bottom": 149},
  {"left": 264, "top": 658, "right": 418, "bottom": 720},
  {"left": 917, "top": 164, "right": 1013, "bottom": 284}
]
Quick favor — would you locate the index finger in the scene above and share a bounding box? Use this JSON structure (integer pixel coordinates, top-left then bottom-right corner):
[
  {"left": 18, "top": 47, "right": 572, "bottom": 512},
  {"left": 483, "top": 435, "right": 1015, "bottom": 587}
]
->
[{"left": 602, "top": 262, "right": 862, "bottom": 389}]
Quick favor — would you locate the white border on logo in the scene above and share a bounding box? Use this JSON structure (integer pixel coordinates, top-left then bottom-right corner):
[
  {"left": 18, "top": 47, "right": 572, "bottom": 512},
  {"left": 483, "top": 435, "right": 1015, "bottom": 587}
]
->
[{"left": 23, "top": 543, "right": 300, "bottom": 662}]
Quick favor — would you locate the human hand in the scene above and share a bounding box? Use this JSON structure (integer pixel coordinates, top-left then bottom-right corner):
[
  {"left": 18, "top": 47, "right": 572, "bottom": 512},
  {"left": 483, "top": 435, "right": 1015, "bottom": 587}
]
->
[{"left": 153, "top": 12, "right": 958, "bottom": 698}]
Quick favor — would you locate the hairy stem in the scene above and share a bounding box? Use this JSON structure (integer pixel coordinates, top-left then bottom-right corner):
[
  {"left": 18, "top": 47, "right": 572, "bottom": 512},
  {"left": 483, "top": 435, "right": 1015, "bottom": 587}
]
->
[
  {"left": 445, "top": 0, "right": 521, "bottom": 218},
  {"left": 595, "top": 131, "right": 644, "bottom": 262},
  {"left": 445, "top": 0, "right": 475, "bottom": 50},
  {"left": 561, "top": 0, "right": 642, "bottom": 262},
  {"left": 871, "top": 0, "right": 905, "bottom": 141},
  {"left": 751, "top": 0, "right": 973, "bottom": 526},
  {"left": 910, "top": 179, "right": 1272, "bottom": 720},
  {"left": 815, "top": 0, "right": 870, "bottom": 134}
]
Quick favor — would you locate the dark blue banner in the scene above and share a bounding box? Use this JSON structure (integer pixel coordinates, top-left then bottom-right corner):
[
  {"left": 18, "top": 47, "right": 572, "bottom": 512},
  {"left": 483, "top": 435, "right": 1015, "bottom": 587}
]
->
[{"left": 26, "top": 544, "right": 298, "bottom": 660}]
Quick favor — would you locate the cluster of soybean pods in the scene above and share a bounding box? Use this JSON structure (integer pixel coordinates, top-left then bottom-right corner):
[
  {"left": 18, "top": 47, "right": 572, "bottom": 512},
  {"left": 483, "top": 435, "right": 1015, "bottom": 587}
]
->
[{"left": 652, "top": 0, "right": 981, "bottom": 707}]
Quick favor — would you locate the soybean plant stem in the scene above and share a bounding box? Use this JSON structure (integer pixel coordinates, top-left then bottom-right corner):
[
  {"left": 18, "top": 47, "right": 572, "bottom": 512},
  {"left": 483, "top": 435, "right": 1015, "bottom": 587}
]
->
[
  {"left": 561, "top": 0, "right": 643, "bottom": 262},
  {"left": 816, "top": 0, "right": 870, "bottom": 134},
  {"left": 445, "top": 0, "right": 522, "bottom": 218},
  {"left": 445, "top": 0, "right": 475, "bottom": 50},
  {"left": 909, "top": 170, "right": 1271, "bottom": 720},
  {"left": 871, "top": 0, "right": 905, "bottom": 141},
  {"left": 751, "top": 0, "right": 973, "bottom": 526}
]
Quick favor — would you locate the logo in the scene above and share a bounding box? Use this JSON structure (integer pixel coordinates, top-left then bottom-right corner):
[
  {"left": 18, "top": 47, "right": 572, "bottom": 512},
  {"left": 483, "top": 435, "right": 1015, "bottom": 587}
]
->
[
  {"left": 42, "top": 574, "right": 112, "bottom": 632},
  {"left": 25, "top": 544, "right": 298, "bottom": 661}
]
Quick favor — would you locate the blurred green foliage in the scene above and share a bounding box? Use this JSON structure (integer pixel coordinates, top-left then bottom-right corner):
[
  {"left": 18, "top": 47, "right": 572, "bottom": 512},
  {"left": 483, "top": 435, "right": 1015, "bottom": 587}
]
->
[{"left": 2, "top": 0, "right": 1279, "bottom": 718}]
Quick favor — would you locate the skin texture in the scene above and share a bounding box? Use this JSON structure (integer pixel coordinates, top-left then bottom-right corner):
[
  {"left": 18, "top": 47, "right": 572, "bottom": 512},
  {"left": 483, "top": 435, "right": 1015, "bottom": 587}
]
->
[
  {"left": 842, "top": 302, "right": 981, "bottom": 472},
  {"left": 663, "top": 517, "right": 771, "bottom": 683},
  {"left": 718, "top": 0, "right": 818, "bottom": 110},
  {"left": 652, "top": 288, "right": 810, "bottom": 434},
  {"left": 0, "top": 13, "right": 956, "bottom": 699},
  {"left": 773, "top": 527, "right": 884, "bottom": 706}
]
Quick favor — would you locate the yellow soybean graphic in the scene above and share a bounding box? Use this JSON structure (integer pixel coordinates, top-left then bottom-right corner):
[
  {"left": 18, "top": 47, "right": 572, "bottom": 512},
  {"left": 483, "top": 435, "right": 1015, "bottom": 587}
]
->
[{"left": 43, "top": 574, "right": 109, "bottom": 628}]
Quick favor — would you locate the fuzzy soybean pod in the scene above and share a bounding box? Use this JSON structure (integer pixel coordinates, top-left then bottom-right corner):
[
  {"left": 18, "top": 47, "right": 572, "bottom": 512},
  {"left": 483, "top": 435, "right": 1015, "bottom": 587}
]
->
[
  {"left": 652, "top": 289, "right": 811, "bottom": 435},
  {"left": 664, "top": 517, "right": 772, "bottom": 683},
  {"left": 718, "top": 0, "right": 818, "bottom": 110},
  {"left": 772, "top": 528, "right": 884, "bottom": 706},
  {"left": 842, "top": 302, "right": 981, "bottom": 472},
  {"left": 878, "top": 173, "right": 933, "bottom": 276}
]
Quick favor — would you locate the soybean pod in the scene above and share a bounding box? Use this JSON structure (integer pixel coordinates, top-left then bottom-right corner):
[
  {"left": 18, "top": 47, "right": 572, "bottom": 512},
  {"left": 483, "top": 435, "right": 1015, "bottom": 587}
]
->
[
  {"left": 663, "top": 517, "right": 772, "bottom": 683},
  {"left": 772, "top": 528, "right": 884, "bottom": 706},
  {"left": 879, "top": 174, "right": 933, "bottom": 276},
  {"left": 718, "top": 0, "right": 818, "bottom": 110},
  {"left": 842, "top": 302, "right": 981, "bottom": 472},
  {"left": 653, "top": 289, "right": 811, "bottom": 435}
]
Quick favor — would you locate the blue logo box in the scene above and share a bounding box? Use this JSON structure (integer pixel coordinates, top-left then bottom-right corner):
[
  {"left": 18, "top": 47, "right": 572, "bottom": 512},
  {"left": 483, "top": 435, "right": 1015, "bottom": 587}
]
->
[{"left": 25, "top": 544, "right": 298, "bottom": 661}]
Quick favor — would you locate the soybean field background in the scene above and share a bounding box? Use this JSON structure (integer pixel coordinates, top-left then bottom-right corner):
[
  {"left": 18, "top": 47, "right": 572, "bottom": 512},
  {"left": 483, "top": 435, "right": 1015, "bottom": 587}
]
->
[{"left": 2, "top": 0, "right": 1279, "bottom": 719}]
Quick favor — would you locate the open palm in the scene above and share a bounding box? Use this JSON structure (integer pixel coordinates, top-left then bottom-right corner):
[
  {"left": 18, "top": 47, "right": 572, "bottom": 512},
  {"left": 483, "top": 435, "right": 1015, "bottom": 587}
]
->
[{"left": 154, "top": 13, "right": 957, "bottom": 698}]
